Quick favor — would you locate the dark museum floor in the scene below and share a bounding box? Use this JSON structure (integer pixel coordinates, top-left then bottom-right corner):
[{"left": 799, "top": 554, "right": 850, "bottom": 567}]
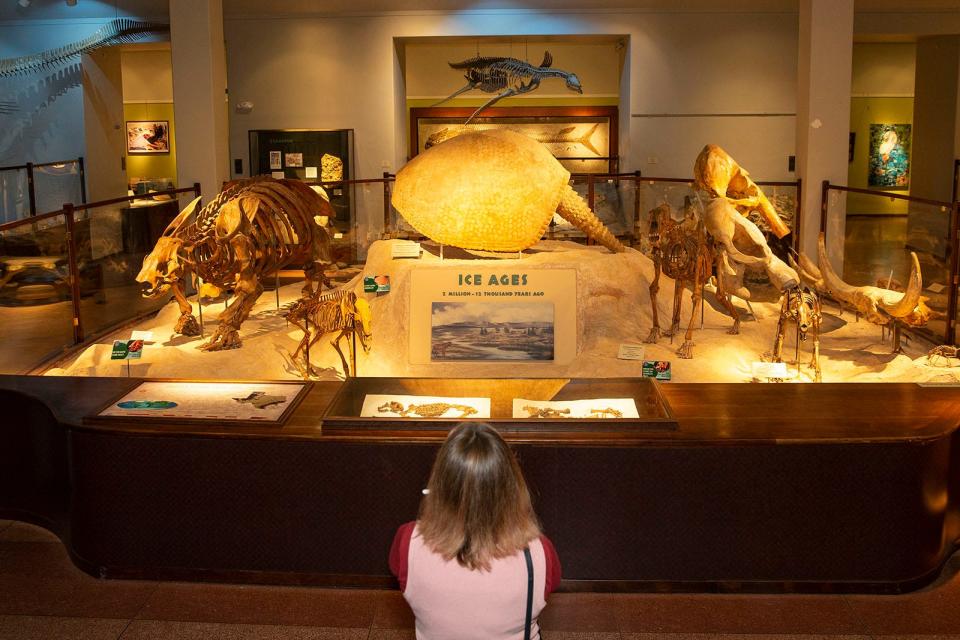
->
[{"left": 2, "top": 520, "right": 960, "bottom": 639}]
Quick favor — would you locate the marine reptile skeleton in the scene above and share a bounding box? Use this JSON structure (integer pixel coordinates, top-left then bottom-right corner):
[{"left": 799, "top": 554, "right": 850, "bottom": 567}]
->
[
  {"left": 0, "top": 19, "right": 169, "bottom": 77},
  {"left": 135, "top": 177, "right": 333, "bottom": 351},
  {"left": 435, "top": 51, "right": 583, "bottom": 124}
]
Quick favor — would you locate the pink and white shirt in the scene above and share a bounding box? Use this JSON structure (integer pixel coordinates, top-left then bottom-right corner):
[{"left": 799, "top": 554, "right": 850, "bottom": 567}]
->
[{"left": 390, "top": 521, "right": 561, "bottom": 640}]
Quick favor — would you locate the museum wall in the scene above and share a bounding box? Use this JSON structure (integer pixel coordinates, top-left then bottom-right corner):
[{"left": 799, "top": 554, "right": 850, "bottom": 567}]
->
[
  {"left": 121, "top": 48, "right": 177, "bottom": 189},
  {"left": 224, "top": 9, "right": 799, "bottom": 246},
  {"left": 847, "top": 42, "right": 916, "bottom": 215}
]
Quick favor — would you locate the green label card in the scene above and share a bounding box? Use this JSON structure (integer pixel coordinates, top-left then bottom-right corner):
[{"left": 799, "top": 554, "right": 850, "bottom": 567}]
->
[{"left": 642, "top": 360, "right": 671, "bottom": 381}]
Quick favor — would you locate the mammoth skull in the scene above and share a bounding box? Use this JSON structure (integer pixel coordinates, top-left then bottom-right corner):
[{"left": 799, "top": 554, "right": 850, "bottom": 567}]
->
[
  {"left": 694, "top": 144, "right": 791, "bottom": 239},
  {"left": 703, "top": 197, "right": 799, "bottom": 295}
]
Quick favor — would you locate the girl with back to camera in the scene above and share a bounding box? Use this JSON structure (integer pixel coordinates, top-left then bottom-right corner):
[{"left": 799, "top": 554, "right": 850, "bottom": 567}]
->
[{"left": 389, "top": 422, "right": 561, "bottom": 640}]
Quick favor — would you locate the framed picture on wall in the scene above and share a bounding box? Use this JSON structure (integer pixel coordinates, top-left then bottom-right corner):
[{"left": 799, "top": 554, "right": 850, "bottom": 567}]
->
[
  {"left": 126, "top": 121, "right": 170, "bottom": 154},
  {"left": 868, "top": 123, "right": 911, "bottom": 188},
  {"left": 409, "top": 106, "right": 619, "bottom": 174}
]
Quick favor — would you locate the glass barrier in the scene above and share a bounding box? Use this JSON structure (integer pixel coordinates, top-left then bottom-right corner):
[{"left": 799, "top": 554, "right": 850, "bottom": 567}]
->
[
  {"left": 74, "top": 193, "right": 194, "bottom": 341},
  {"left": 838, "top": 190, "right": 953, "bottom": 344},
  {"left": 0, "top": 213, "right": 77, "bottom": 373},
  {"left": 0, "top": 167, "right": 29, "bottom": 224},
  {"left": 351, "top": 181, "right": 388, "bottom": 262},
  {"left": 33, "top": 161, "right": 84, "bottom": 215},
  {"left": 550, "top": 175, "right": 637, "bottom": 245}
]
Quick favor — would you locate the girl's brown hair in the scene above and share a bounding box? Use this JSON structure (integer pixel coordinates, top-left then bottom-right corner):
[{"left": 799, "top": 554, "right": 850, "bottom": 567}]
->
[{"left": 418, "top": 422, "right": 541, "bottom": 571}]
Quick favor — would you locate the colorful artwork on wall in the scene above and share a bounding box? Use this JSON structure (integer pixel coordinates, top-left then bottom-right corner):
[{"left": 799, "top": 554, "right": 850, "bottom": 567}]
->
[
  {"left": 126, "top": 120, "right": 170, "bottom": 154},
  {"left": 868, "top": 123, "right": 910, "bottom": 188}
]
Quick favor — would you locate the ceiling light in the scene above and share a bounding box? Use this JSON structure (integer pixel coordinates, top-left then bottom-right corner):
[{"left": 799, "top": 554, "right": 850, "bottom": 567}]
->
[
  {"left": 17, "top": 0, "right": 31, "bottom": 7},
  {"left": 65, "top": 0, "right": 77, "bottom": 5}
]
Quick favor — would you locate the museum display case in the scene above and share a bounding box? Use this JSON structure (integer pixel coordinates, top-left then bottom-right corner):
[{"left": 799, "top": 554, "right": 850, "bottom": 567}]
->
[{"left": 320, "top": 377, "right": 676, "bottom": 433}]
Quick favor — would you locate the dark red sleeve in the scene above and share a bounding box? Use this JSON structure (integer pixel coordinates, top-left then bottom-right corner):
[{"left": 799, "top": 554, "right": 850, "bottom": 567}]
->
[
  {"left": 540, "top": 534, "right": 561, "bottom": 597},
  {"left": 389, "top": 521, "right": 416, "bottom": 592}
]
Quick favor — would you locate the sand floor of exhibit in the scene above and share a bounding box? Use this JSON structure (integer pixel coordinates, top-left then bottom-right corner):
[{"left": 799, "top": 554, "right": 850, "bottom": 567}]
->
[{"left": 46, "top": 239, "right": 959, "bottom": 384}]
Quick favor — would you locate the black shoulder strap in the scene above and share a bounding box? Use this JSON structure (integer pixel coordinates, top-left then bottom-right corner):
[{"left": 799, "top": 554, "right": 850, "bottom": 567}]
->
[{"left": 524, "top": 546, "right": 534, "bottom": 640}]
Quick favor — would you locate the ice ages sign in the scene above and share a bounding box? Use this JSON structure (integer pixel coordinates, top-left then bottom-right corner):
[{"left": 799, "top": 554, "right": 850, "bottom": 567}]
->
[{"left": 410, "top": 268, "right": 576, "bottom": 365}]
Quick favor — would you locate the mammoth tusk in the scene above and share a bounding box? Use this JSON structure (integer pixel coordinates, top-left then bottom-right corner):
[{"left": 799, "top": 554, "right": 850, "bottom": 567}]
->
[
  {"left": 817, "top": 232, "right": 861, "bottom": 302},
  {"left": 877, "top": 251, "right": 923, "bottom": 318},
  {"left": 792, "top": 251, "right": 825, "bottom": 291}
]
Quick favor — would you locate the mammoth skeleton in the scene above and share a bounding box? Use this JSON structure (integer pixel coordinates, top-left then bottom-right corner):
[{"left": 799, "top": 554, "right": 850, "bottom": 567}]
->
[{"left": 695, "top": 145, "right": 799, "bottom": 336}]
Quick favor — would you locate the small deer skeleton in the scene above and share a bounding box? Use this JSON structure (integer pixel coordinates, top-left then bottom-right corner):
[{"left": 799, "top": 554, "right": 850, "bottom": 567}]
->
[
  {"left": 287, "top": 286, "right": 371, "bottom": 378},
  {"left": 644, "top": 202, "right": 713, "bottom": 359},
  {"left": 772, "top": 286, "right": 822, "bottom": 382},
  {"left": 434, "top": 51, "right": 583, "bottom": 124}
]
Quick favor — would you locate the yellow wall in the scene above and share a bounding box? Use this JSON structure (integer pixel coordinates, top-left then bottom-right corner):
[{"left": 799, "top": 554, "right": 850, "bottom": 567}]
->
[
  {"left": 847, "top": 96, "right": 913, "bottom": 214},
  {"left": 124, "top": 102, "right": 177, "bottom": 187}
]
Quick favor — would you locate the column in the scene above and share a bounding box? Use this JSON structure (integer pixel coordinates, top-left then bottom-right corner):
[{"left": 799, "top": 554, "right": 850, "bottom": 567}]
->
[
  {"left": 81, "top": 48, "right": 127, "bottom": 203},
  {"left": 795, "top": 0, "right": 854, "bottom": 265},
  {"left": 170, "top": 0, "right": 229, "bottom": 201},
  {"left": 910, "top": 36, "right": 960, "bottom": 204}
]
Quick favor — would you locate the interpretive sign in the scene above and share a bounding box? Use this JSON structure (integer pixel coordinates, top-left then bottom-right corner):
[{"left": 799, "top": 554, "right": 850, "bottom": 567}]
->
[{"left": 410, "top": 268, "right": 576, "bottom": 365}]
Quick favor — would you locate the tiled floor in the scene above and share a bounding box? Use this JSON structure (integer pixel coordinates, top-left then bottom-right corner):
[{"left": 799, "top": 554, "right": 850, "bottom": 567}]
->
[{"left": 1, "top": 519, "right": 959, "bottom": 639}]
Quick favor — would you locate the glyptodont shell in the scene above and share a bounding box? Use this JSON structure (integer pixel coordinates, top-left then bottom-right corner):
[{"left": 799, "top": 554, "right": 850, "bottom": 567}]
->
[{"left": 392, "top": 129, "right": 623, "bottom": 253}]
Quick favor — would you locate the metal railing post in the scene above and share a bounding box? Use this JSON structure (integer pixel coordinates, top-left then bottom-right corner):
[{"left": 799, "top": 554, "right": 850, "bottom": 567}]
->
[
  {"left": 63, "top": 203, "right": 84, "bottom": 344},
  {"left": 193, "top": 181, "right": 201, "bottom": 201},
  {"left": 794, "top": 177, "right": 803, "bottom": 253},
  {"left": 819, "top": 179, "right": 830, "bottom": 237},
  {"left": 382, "top": 171, "right": 392, "bottom": 238},
  {"left": 948, "top": 200, "right": 960, "bottom": 345},
  {"left": 77, "top": 156, "right": 87, "bottom": 204},
  {"left": 586, "top": 174, "right": 596, "bottom": 245},
  {"left": 26, "top": 162, "right": 36, "bottom": 217},
  {"left": 633, "top": 170, "right": 642, "bottom": 244}
]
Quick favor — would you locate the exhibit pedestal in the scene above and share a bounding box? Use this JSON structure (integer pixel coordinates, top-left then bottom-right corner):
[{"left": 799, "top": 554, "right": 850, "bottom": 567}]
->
[{"left": 1, "top": 374, "right": 959, "bottom": 593}]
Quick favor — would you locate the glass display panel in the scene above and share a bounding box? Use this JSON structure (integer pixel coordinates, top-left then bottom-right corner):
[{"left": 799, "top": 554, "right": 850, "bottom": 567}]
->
[
  {"left": 0, "top": 167, "right": 29, "bottom": 224},
  {"left": 74, "top": 194, "right": 192, "bottom": 340},
  {"left": 0, "top": 213, "right": 75, "bottom": 373},
  {"left": 33, "top": 161, "right": 83, "bottom": 215}
]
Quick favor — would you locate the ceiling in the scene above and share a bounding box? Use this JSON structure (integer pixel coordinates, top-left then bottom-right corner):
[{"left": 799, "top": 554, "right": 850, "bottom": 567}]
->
[{"left": 1, "top": 0, "right": 956, "bottom": 21}]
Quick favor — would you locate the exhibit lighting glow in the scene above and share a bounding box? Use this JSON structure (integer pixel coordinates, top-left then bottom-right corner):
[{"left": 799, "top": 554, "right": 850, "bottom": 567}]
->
[
  {"left": 17, "top": 0, "right": 31, "bottom": 7},
  {"left": 66, "top": 0, "right": 78, "bottom": 5}
]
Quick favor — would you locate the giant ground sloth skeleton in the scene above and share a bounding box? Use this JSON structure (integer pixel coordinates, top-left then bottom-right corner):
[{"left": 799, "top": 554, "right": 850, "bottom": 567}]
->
[{"left": 136, "top": 177, "right": 334, "bottom": 351}]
